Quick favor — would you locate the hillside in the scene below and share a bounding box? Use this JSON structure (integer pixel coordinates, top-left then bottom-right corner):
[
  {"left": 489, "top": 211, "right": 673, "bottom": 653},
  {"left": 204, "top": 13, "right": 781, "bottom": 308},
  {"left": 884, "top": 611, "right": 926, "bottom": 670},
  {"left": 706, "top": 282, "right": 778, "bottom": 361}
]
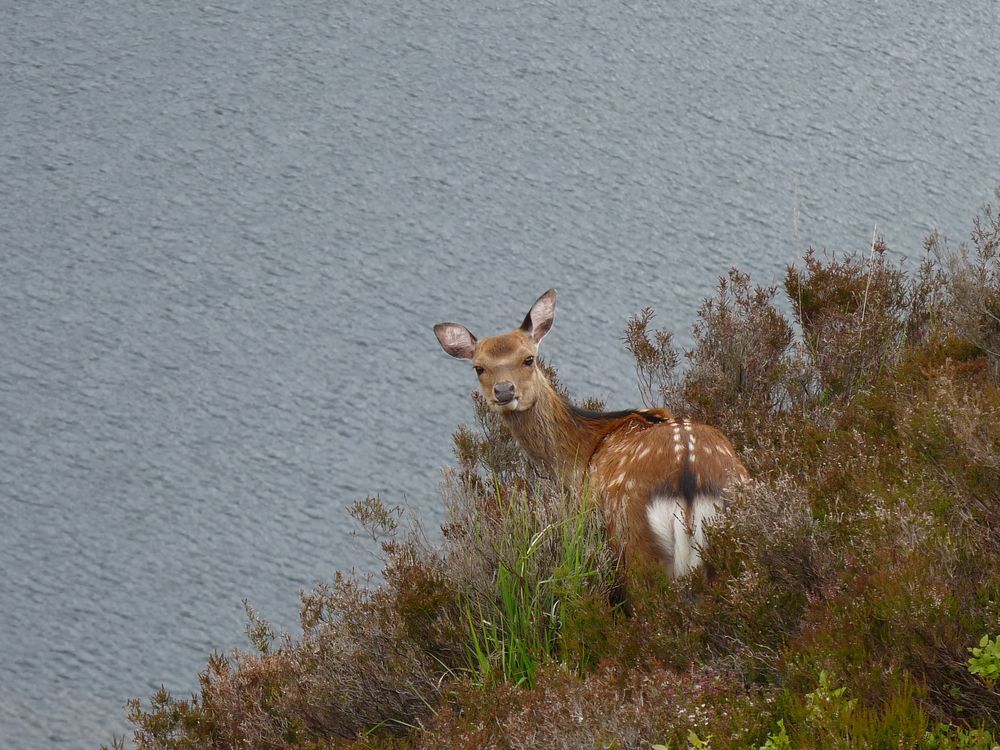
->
[{"left": 109, "top": 196, "right": 1000, "bottom": 750}]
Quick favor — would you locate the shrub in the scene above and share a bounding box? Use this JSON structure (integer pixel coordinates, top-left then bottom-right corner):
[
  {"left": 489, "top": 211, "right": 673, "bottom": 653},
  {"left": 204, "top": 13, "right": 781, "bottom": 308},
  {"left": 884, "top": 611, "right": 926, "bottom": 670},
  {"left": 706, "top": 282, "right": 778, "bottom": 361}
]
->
[
  {"left": 625, "top": 269, "right": 794, "bottom": 440},
  {"left": 756, "top": 672, "right": 999, "bottom": 750},
  {"left": 928, "top": 189, "right": 1000, "bottom": 380},
  {"left": 785, "top": 239, "right": 909, "bottom": 401},
  {"left": 968, "top": 635, "right": 1000, "bottom": 687},
  {"left": 416, "top": 661, "right": 776, "bottom": 750}
]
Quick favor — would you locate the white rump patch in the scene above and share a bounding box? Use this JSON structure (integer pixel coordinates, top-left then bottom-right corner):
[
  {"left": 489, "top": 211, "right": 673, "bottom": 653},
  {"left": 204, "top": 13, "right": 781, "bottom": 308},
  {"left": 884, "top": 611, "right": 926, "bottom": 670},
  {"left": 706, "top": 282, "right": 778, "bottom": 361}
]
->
[
  {"left": 646, "top": 494, "right": 724, "bottom": 578},
  {"left": 646, "top": 497, "right": 687, "bottom": 576}
]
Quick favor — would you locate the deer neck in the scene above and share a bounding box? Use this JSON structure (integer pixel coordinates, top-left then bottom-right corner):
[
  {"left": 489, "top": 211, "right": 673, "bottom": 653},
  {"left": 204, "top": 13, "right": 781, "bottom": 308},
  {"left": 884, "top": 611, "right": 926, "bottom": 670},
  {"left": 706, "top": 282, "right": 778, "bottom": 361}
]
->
[{"left": 501, "top": 380, "right": 601, "bottom": 487}]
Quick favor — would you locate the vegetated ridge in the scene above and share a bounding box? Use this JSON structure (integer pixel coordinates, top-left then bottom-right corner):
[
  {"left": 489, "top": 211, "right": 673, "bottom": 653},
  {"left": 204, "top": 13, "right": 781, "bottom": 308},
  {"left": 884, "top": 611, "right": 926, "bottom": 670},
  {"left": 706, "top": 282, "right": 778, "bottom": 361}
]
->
[{"left": 108, "top": 196, "right": 1000, "bottom": 750}]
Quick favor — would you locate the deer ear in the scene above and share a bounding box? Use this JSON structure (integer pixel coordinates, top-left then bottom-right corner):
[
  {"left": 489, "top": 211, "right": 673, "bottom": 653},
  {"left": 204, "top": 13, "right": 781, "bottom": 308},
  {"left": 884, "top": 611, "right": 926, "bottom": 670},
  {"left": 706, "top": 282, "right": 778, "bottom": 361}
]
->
[
  {"left": 434, "top": 323, "right": 477, "bottom": 360},
  {"left": 520, "top": 288, "right": 557, "bottom": 343}
]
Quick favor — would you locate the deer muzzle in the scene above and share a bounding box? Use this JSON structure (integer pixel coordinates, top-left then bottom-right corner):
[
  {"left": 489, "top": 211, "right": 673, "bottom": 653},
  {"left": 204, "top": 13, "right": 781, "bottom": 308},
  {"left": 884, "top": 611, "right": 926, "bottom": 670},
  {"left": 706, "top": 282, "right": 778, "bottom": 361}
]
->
[{"left": 493, "top": 381, "right": 516, "bottom": 405}]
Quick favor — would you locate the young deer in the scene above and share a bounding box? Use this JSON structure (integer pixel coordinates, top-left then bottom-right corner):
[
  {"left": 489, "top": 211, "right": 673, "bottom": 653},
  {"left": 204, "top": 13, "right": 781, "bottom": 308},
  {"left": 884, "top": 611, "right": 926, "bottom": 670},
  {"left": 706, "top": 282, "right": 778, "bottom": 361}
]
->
[{"left": 434, "top": 289, "right": 748, "bottom": 578}]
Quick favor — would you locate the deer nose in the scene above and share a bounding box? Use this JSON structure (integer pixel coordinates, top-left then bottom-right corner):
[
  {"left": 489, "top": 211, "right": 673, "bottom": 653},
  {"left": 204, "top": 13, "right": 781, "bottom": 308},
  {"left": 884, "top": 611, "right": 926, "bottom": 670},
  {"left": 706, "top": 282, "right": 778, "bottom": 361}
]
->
[{"left": 493, "top": 381, "right": 515, "bottom": 404}]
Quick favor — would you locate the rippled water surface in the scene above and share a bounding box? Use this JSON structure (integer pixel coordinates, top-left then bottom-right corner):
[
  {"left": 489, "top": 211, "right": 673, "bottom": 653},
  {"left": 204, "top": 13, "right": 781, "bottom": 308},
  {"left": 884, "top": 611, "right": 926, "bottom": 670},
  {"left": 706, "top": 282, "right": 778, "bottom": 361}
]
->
[{"left": 2, "top": 1, "right": 998, "bottom": 746}]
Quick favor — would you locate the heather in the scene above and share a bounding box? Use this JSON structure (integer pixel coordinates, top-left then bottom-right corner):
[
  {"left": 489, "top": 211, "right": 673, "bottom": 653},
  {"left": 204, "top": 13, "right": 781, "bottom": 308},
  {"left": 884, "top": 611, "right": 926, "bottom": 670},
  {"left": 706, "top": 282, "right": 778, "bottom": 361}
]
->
[{"left": 109, "top": 195, "right": 1000, "bottom": 750}]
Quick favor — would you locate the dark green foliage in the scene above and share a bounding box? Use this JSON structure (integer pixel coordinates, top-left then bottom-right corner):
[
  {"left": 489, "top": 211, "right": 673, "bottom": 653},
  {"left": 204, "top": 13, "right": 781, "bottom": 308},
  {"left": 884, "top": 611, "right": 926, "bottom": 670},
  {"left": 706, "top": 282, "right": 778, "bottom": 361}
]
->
[
  {"left": 756, "top": 671, "right": 999, "bottom": 750},
  {"left": 117, "top": 196, "right": 1000, "bottom": 750}
]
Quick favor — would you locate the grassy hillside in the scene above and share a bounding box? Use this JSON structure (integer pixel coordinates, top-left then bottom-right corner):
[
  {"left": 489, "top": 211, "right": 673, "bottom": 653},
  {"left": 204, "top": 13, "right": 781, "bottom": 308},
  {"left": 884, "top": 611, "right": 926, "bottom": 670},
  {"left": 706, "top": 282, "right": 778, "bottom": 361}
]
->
[{"left": 109, "top": 196, "right": 1000, "bottom": 750}]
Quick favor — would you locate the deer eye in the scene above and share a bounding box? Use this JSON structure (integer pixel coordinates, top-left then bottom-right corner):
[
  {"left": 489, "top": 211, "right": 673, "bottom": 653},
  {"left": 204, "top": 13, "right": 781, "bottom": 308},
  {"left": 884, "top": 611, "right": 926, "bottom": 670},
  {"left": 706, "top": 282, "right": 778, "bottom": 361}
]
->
[
  {"left": 474, "top": 366, "right": 485, "bottom": 376},
  {"left": 523, "top": 356, "right": 534, "bottom": 367}
]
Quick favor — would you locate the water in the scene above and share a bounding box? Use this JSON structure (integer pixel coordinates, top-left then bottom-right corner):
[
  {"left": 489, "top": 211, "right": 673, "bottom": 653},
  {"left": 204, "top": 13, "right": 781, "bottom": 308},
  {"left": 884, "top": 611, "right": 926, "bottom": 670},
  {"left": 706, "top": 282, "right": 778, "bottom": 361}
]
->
[{"left": 1, "top": 1, "right": 998, "bottom": 746}]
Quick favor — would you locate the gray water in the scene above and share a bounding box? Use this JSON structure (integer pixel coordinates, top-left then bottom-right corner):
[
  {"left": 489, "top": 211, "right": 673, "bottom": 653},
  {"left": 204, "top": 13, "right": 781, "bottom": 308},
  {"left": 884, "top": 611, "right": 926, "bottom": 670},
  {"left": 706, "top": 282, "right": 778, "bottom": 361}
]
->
[{"left": 2, "top": 1, "right": 998, "bottom": 747}]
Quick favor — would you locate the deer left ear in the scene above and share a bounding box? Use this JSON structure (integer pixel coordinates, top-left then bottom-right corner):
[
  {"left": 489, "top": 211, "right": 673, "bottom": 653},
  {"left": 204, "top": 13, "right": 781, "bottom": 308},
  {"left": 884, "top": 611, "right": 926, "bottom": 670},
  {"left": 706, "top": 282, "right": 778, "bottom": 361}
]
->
[{"left": 520, "top": 289, "right": 557, "bottom": 344}]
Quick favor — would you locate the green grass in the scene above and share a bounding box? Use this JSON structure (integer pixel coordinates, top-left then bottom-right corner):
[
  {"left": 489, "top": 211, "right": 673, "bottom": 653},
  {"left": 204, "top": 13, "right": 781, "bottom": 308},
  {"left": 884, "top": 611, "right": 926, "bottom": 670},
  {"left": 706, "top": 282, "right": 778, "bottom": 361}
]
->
[{"left": 463, "top": 481, "right": 612, "bottom": 687}]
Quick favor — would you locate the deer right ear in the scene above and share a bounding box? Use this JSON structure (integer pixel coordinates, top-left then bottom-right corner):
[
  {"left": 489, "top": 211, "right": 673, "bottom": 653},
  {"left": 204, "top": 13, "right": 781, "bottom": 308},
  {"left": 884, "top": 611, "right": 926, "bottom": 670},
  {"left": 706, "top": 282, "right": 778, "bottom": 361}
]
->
[
  {"left": 434, "top": 323, "right": 477, "bottom": 360},
  {"left": 520, "top": 288, "right": 557, "bottom": 343}
]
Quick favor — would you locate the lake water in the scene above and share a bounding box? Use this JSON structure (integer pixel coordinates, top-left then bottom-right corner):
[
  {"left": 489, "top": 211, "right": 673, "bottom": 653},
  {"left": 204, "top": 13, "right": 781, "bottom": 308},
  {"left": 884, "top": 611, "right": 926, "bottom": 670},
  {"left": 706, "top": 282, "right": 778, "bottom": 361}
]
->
[{"left": 2, "top": 1, "right": 998, "bottom": 746}]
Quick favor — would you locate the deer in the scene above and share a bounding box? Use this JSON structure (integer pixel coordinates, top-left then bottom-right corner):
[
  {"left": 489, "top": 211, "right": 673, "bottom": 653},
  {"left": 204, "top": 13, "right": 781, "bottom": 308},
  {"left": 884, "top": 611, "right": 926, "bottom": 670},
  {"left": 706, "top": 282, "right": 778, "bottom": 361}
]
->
[{"left": 434, "top": 288, "right": 748, "bottom": 579}]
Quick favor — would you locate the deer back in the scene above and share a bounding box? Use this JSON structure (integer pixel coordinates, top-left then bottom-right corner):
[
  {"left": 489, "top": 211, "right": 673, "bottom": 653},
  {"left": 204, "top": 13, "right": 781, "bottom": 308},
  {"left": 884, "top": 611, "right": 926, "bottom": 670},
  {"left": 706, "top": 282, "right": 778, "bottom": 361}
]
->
[{"left": 588, "top": 417, "right": 748, "bottom": 571}]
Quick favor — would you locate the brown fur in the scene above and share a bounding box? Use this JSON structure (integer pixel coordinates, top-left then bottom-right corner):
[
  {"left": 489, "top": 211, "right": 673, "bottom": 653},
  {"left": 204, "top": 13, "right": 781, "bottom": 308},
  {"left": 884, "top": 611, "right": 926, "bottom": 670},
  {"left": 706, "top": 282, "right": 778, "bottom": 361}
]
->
[{"left": 435, "top": 289, "right": 748, "bottom": 574}]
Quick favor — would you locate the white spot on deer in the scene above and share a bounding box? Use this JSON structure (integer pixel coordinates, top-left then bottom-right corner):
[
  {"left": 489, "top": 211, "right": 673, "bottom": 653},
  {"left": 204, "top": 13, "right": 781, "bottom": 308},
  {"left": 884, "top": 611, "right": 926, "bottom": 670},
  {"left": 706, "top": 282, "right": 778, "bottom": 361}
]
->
[
  {"left": 637, "top": 447, "right": 651, "bottom": 460},
  {"left": 674, "top": 443, "right": 684, "bottom": 454},
  {"left": 690, "top": 452, "right": 697, "bottom": 463}
]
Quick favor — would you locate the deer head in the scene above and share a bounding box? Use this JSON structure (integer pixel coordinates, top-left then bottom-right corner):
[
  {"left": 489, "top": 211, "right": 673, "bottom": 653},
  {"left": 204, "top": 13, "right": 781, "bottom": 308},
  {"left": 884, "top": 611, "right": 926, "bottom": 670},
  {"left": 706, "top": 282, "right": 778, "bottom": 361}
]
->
[{"left": 434, "top": 289, "right": 557, "bottom": 413}]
